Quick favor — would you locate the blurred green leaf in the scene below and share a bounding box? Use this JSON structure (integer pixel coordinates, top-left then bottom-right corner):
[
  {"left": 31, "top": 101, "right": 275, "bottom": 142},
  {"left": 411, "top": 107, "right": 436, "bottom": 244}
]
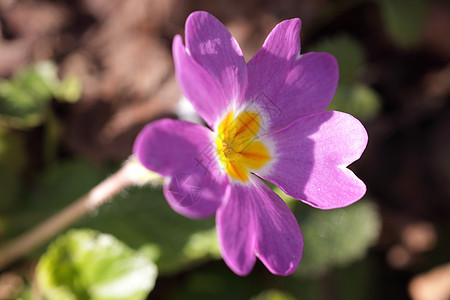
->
[
  {"left": 333, "top": 258, "right": 375, "bottom": 300},
  {"left": 0, "top": 128, "right": 26, "bottom": 212},
  {"left": 170, "top": 262, "right": 324, "bottom": 300},
  {"left": 43, "top": 111, "right": 63, "bottom": 163},
  {"left": 272, "top": 188, "right": 380, "bottom": 279},
  {"left": 377, "top": 0, "right": 429, "bottom": 48},
  {"left": 310, "top": 35, "right": 381, "bottom": 119},
  {"left": 251, "top": 290, "right": 297, "bottom": 300},
  {"left": 271, "top": 258, "right": 376, "bottom": 300},
  {"left": 170, "top": 266, "right": 262, "bottom": 300},
  {"left": 81, "top": 185, "right": 221, "bottom": 274},
  {"left": 0, "top": 61, "right": 81, "bottom": 129},
  {"left": 55, "top": 74, "right": 82, "bottom": 103},
  {"left": 16, "top": 284, "right": 33, "bottom": 300},
  {"left": 294, "top": 200, "right": 380, "bottom": 277},
  {"left": 329, "top": 84, "right": 381, "bottom": 120},
  {"left": 7, "top": 160, "right": 107, "bottom": 238},
  {"left": 29, "top": 160, "right": 107, "bottom": 209},
  {"left": 36, "top": 228, "right": 157, "bottom": 300},
  {"left": 0, "top": 62, "right": 55, "bottom": 128},
  {"left": 10, "top": 159, "right": 219, "bottom": 274},
  {"left": 310, "top": 34, "right": 364, "bottom": 85}
]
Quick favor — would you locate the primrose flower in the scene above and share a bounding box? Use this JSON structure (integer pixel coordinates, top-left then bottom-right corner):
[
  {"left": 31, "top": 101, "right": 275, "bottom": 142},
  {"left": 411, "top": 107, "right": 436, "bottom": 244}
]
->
[{"left": 134, "top": 11, "right": 368, "bottom": 276}]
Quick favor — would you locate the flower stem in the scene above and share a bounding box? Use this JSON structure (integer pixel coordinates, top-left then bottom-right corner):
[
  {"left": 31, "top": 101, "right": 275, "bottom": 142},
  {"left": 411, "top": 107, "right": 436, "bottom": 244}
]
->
[{"left": 0, "top": 161, "right": 138, "bottom": 270}]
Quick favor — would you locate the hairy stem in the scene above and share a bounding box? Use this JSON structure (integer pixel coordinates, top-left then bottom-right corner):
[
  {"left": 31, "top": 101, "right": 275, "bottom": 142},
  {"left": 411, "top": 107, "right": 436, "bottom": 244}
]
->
[{"left": 0, "top": 162, "right": 136, "bottom": 270}]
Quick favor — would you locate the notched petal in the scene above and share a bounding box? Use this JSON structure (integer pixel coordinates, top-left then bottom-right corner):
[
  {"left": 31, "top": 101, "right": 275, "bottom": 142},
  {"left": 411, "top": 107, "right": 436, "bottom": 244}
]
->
[{"left": 257, "top": 111, "right": 368, "bottom": 209}]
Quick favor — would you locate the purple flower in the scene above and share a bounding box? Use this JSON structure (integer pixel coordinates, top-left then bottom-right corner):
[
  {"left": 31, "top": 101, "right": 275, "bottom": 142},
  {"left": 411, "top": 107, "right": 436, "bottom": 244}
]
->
[{"left": 133, "top": 11, "right": 368, "bottom": 276}]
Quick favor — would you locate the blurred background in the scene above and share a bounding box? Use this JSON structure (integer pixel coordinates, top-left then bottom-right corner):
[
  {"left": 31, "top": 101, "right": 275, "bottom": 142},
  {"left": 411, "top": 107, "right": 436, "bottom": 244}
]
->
[{"left": 0, "top": 0, "right": 449, "bottom": 299}]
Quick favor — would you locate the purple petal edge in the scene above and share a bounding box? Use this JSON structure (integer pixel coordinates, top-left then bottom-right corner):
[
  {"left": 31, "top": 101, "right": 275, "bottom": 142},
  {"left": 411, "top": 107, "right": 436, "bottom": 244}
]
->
[
  {"left": 175, "top": 11, "right": 248, "bottom": 127},
  {"left": 258, "top": 111, "right": 368, "bottom": 209}
]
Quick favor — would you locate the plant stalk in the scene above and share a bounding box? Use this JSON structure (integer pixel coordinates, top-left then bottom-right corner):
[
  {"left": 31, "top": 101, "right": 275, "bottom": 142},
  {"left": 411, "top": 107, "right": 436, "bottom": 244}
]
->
[{"left": 0, "top": 162, "right": 135, "bottom": 270}]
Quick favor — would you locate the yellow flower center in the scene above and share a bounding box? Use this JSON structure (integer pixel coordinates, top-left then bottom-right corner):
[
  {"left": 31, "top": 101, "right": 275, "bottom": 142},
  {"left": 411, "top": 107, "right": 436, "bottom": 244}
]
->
[{"left": 215, "top": 110, "right": 271, "bottom": 182}]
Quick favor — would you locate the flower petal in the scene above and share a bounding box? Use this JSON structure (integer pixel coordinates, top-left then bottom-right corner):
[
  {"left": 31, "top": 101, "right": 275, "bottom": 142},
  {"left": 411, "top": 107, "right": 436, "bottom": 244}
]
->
[
  {"left": 133, "top": 119, "right": 227, "bottom": 218},
  {"left": 244, "top": 18, "right": 338, "bottom": 132},
  {"left": 216, "top": 184, "right": 256, "bottom": 276},
  {"left": 244, "top": 18, "right": 302, "bottom": 122},
  {"left": 248, "top": 18, "right": 301, "bottom": 69},
  {"left": 173, "top": 36, "right": 228, "bottom": 127},
  {"left": 251, "top": 177, "right": 303, "bottom": 275},
  {"left": 174, "top": 11, "right": 247, "bottom": 127},
  {"left": 257, "top": 111, "right": 368, "bottom": 209},
  {"left": 185, "top": 11, "right": 247, "bottom": 103},
  {"left": 216, "top": 177, "right": 303, "bottom": 276}
]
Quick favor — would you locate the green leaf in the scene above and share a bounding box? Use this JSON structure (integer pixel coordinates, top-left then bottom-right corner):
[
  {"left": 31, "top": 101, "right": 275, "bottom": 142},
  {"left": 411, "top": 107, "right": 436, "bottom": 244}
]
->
[
  {"left": 170, "top": 266, "right": 263, "bottom": 300},
  {"left": 29, "top": 160, "right": 106, "bottom": 209},
  {"left": 43, "top": 111, "right": 63, "bottom": 163},
  {"left": 309, "top": 35, "right": 364, "bottom": 85},
  {"left": 16, "top": 284, "right": 33, "bottom": 300},
  {"left": 12, "top": 61, "right": 56, "bottom": 102},
  {"left": 0, "top": 62, "right": 54, "bottom": 128},
  {"left": 36, "top": 229, "right": 157, "bottom": 300},
  {"left": 294, "top": 200, "right": 381, "bottom": 277},
  {"left": 0, "top": 80, "right": 48, "bottom": 128},
  {"left": 251, "top": 290, "right": 297, "bottom": 300},
  {"left": 11, "top": 160, "right": 219, "bottom": 274},
  {"left": 81, "top": 185, "right": 221, "bottom": 274},
  {"left": 328, "top": 84, "right": 381, "bottom": 120},
  {"left": 7, "top": 160, "right": 107, "bottom": 238},
  {"left": 55, "top": 74, "right": 82, "bottom": 103},
  {"left": 310, "top": 35, "right": 381, "bottom": 119},
  {"left": 377, "top": 0, "right": 429, "bottom": 48},
  {"left": 333, "top": 258, "right": 375, "bottom": 300},
  {"left": 0, "top": 128, "right": 26, "bottom": 212},
  {"left": 0, "top": 61, "right": 81, "bottom": 129}
]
